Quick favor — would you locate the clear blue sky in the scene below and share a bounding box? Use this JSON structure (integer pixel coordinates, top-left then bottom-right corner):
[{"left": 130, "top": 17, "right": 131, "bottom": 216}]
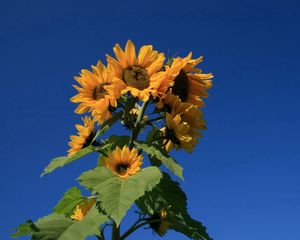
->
[{"left": 1, "top": 0, "right": 299, "bottom": 239}]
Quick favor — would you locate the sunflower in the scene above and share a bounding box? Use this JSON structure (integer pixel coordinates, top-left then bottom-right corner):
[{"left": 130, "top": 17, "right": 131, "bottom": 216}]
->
[
  {"left": 156, "top": 91, "right": 191, "bottom": 113},
  {"left": 157, "top": 90, "right": 206, "bottom": 153},
  {"left": 70, "top": 60, "right": 123, "bottom": 124},
  {"left": 149, "top": 208, "right": 172, "bottom": 236},
  {"left": 164, "top": 93, "right": 206, "bottom": 131},
  {"left": 67, "top": 116, "right": 96, "bottom": 157},
  {"left": 161, "top": 113, "right": 196, "bottom": 153},
  {"left": 100, "top": 146, "right": 143, "bottom": 179},
  {"left": 106, "top": 40, "right": 165, "bottom": 101},
  {"left": 155, "top": 56, "right": 188, "bottom": 100},
  {"left": 71, "top": 197, "right": 96, "bottom": 221},
  {"left": 158, "top": 52, "right": 213, "bottom": 107}
]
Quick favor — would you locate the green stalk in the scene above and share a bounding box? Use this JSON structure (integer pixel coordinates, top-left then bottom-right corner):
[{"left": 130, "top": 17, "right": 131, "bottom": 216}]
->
[
  {"left": 129, "top": 100, "right": 150, "bottom": 149},
  {"left": 146, "top": 115, "right": 164, "bottom": 123},
  {"left": 112, "top": 221, "right": 120, "bottom": 240},
  {"left": 117, "top": 100, "right": 152, "bottom": 239},
  {"left": 135, "top": 100, "right": 149, "bottom": 127},
  {"left": 120, "top": 219, "right": 162, "bottom": 240}
]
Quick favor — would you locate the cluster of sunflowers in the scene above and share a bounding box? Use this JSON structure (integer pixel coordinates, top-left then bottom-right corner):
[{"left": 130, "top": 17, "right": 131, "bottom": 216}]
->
[
  {"left": 69, "top": 40, "right": 212, "bottom": 156},
  {"left": 13, "top": 40, "right": 213, "bottom": 240}
]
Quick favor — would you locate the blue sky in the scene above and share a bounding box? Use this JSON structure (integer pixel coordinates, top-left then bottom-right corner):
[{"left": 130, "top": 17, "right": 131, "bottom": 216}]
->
[{"left": 1, "top": 0, "right": 300, "bottom": 239}]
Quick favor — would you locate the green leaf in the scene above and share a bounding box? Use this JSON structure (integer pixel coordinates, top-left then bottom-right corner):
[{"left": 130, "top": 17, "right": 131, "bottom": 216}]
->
[
  {"left": 78, "top": 166, "right": 162, "bottom": 225},
  {"left": 136, "top": 173, "right": 212, "bottom": 240},
  {"left": 12, "top": 209, "right": 108, "bottom": 240},
  {"left": 32, "top": 214, "right": 73, "bottom": 239},
  {"left": 59, "top": 208, "right": 108, "bottom": 240},
  {"left": 172, "top": 212, "right": 212, "bottom": 240},
  {"left": 53, "top": 187, "right": 84, "bottom": 217},
  {"left": 41, "top": 146, "right": 95, "bottom": 177},
  {"left": 135, "top": 141, "right": 184, "bottom": 180},
  {"left": 148, "top": 155, "right": 163, "bottom": 167},
  {"left": 107, "top": 135, "right": 130, "bottom": 148},
  {"left": 136, "top": 173, "right": 187, "bottom": 215},
  {"left": 147, "top": 126, "right": 163, "bottom": 143},
  {"left": 146, "top": 127, "right": 163, "bottom": 167},
  {"left": 11, "top": 220, "right": 35, "bottom": 238},
  {"left": 41, "top": 111, "right": 122, "bottom": 177},
  {"left": 92, "top": 111, "right": 123, "bottom": 143}
]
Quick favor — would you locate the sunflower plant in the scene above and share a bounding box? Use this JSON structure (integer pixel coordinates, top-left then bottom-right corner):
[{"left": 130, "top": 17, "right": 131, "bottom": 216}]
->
[{"left": 12, "top": 40, "right": 213, "bottom": 240}]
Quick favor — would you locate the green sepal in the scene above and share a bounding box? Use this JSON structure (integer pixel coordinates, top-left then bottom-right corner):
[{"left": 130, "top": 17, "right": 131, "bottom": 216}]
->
[
  {"left": 78, "top": 166, "right": 162, "bottom": 225},
  {"left": 123, "top": 96, "right": 137, "bottom": 117},
  {"left": 135, "top": 141, "right": 184, "bottom": 180},
  {"left": 120, "top": 96, "right": 139, "bottom": 130},
  {"left": 53, "top": 187, "right": 84, "bottom": 217}
]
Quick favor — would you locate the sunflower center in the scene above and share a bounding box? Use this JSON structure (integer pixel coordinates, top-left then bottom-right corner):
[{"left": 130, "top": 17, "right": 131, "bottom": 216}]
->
[
  {"left": 164, "top": 104, "right": 172, "bottom": 113},
  {"left": 115, "top": 163, "right": 130, "bottom": 175},
  {"left": 123, "top": 65, "right": 150, "bottom": 90},
  {"left": 165, "top": 128, "right": 180, "bottom": 145},
  {"left": 172, "top": 70, "right": 189, "bottom": 102},
  {"left": 93, "top": 83, "right": 109, "bottom": 100},
  {"left": 149, "top": 213, "right": 162, "bottom": 231},
  {"left": 82, "top": 131, "right": 96, "bottom": 149}
]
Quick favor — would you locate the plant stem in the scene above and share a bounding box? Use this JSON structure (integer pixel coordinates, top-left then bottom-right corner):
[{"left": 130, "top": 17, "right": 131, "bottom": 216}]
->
[
  {"left": 129, "top": 100, "right": 150, "bottom": 149},
  {"left": 112, "top": 221, "right": 120, "bottom": 240},
  {"left": 135, "top": 101, "right": 149, "bottom": 128},
  {"left": 128, "top": 129, "right": 137, "bottom": 150},
  {"left": 118, "top": 100, "right": 151, "bottom": 239},
  {"left": 120, "top": 219, "right": 162, "bottom": 240},
  {"left": 151, "top": 136, "right": 164, "bottom": 142},
  {"left": 146, "top": 115, "right": 164, "bottom": 123}
]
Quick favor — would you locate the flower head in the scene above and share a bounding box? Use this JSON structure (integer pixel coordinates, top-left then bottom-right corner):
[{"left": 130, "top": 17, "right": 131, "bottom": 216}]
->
[
  {"left": 71, "top": 198, "right": 96, "bottom": 221},
  {"left": 158, "top": 52, "right": 213, "bottom": 107},
  {"left": 100, "top": 146, "right": 143, "bottom": 179},
  {"left": 106, "top": 40, "right": 165, "bottom": 101},
  {"left": 158, "top": 93, "right": 206, "bottom": 153},
  {"left": 161, "top": 113, "right": 195, "bottom": 153},
  {"left": 67, "top": 116, "right": 96, "bottom": 157},
  {"left": 70, "top": 61, "right": 123, "bottom": 124},
  {"left": 149, "top": 208, "right": 172, "bottom": 236}
]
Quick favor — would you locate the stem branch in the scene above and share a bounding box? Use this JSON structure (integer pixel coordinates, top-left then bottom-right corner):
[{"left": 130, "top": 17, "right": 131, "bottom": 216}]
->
[
  {"left": 129, "top": 100, "right": 150, "bottom": 149},
  {"left": 112, "top": 221, "right": 120, "bottom": 240},
  {"left": 118, "top": 100, "right": 152, "bottom": 239},
  {"left": 120, "top": 219, "right": 162, "bottom": 240},
  {"left": 146, "top": 115, "right": 164, "bottom": 123},
  {"left": 135, "top": 101, "right": 149, "bottom": 127}
]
